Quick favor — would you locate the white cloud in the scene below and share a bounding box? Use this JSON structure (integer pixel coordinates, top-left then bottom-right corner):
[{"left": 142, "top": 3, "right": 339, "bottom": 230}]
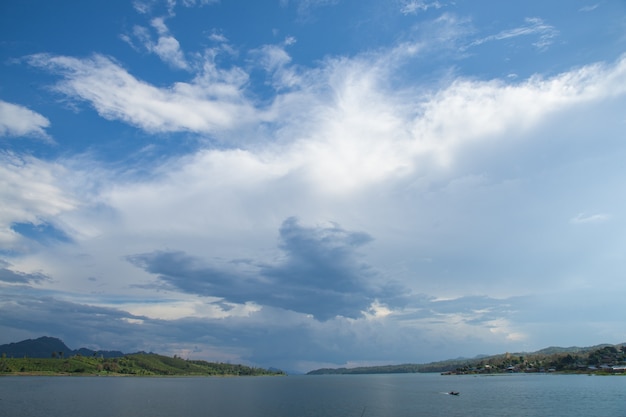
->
[
  {"left": 27, "top": 53, "right": 256, "bottom": 135},
  {"left": 25, "top": 50, "right": 626, "bottom": 199},
  {"left": 0, "top": 153, "right": 77, "bottom": 249},
  {"left": 249, "top": 44, "right": 303, "bottom": 90},
  {"left": 132, "top": 0, "right": 154, "bottom": 14},
  {"left": 410, "top": 55, "right": 626, "bottom": 153},
  {"left": 487, "top": 318, "right": 527, "bottom": 342},
  {"left": 150, "top": 17, "right": 188, "bottom": 69},
  {"left": 277, "top": 53, "right": 626, "bottom": 194},
  {"left": 208, "top": 31, "right": 228, "bottom": 43},
  {"left": 400, "top": 1, "right": 443, "bottom": 15},
  {"left": 129, "top": 18, "right": 188, "bottom": 69},
  {"left": 362, "top": 300, "right": 393, "bottom": 319},
  {"left": 103, "top": 299, "right": 261, "bottom": 321},
  {"left": 254, "top": 45, "right": 293, "bottom": 72},
  {"left": 0, "top": 100, "right": 51, "bottom": 140}
]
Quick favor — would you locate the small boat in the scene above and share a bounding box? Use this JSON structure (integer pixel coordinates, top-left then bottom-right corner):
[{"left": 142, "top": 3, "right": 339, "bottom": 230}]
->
[{"left": 449, "top": 391, "right": 460, "bottom": 396}]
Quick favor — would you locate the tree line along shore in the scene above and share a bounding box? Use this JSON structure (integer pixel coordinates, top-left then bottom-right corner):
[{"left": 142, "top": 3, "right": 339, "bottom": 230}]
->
[{"left": 0, "top": 353, "right": 284, "bottom": 377}]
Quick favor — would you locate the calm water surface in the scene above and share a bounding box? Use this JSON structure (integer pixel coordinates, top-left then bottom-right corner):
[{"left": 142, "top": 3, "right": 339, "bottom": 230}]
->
[{"left": 1, "top": 373, "right": 625, "bottom": 417}]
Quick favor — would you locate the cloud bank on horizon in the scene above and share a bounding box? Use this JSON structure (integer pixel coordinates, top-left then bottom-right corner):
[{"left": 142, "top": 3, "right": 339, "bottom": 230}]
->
[{"left": 1, "top": 0, "right": 626, "bottom": 372}]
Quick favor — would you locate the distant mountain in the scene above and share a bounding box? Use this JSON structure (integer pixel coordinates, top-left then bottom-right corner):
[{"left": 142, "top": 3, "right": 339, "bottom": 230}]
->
[
  {"left": 532, "top": 344, "right": 612, "bottom": 355},
  {"left": 0, "top": 336, "right": 124, "bottom": 359}
]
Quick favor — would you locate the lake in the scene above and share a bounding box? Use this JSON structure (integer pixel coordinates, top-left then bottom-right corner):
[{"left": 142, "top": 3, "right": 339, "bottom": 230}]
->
[{"left": 1, "top": 373, "right": 625, "bottom": 417}]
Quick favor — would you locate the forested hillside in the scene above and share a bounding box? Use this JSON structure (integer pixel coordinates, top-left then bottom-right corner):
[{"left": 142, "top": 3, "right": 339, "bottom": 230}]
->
[
  {"left": 0, "top": 336, "right": 284, "bottom": 376},
  {"left": 0, "top": 353, "right": 284, "bottom": 376},
  {"left": 308, "top": 344, "right": 626, "bottom": 375}
]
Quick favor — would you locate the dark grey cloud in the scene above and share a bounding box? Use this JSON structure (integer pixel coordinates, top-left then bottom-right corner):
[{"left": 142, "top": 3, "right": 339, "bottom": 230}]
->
[
  {"left": 259, "top": 217, "right": 377, "bottom": 319},
  {"left": 127, "top": 217, "right": 391, "bottom": 320},
  {"left": 0, "top": 259, "right": 49, "bottom": 284},
  {"left": 126, "top": 250, "right": 269, "bottom": 307}
]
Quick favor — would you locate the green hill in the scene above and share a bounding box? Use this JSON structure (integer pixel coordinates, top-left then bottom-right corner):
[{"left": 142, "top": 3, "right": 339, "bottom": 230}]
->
[
  {"left": 0, "top": 336, "right": 284, "bottom": 377},
  {"left": 307, "top": 343, "right": 626, "bottom": 375},
  {"left": 0, "top": 353, "right": 285, "bottom": 376}
]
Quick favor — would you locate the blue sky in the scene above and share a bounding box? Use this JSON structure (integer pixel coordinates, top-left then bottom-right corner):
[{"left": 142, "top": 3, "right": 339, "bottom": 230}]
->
[{"left": 1, "top": 0, "right": 626, "bottom": 372}]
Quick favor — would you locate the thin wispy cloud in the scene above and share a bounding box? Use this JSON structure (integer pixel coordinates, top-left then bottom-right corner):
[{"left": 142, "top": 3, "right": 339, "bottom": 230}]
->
[
  {"left": 570, "top": 212, "right": 610, "bottom": 224},
  {"left": 282, "top": 0, "right": 340, "bottom": 17},
  {"left": 579, "top": 4, "right": 600, "bottom": 12},
  {"left": 467, "top": 17, "right": 559, "bottom": 51},
  {"left": 132, "top": 0, "right": 217, "bottom": 15}
]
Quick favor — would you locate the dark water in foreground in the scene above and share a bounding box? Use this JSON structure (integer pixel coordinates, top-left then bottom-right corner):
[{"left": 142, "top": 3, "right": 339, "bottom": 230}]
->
[{"left": 1, "top": 373, "right": 625, "bottom": 417}]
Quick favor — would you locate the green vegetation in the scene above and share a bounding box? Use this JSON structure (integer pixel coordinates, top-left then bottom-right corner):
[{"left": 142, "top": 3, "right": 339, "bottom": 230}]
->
[
  {"left": 0, "top": 353, "right": 285, "bottom": 377},
  {"left": 307, "top": 344, "right": 626, "bottom": 375},
  {"left": 431, "top": 344, "right": 626, "bottom": 375}
]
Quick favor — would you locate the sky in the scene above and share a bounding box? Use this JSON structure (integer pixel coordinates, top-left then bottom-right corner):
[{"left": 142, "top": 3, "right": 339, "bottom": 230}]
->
[{"left": 1, "top": 0, "right": 626, "bottom": 373}]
